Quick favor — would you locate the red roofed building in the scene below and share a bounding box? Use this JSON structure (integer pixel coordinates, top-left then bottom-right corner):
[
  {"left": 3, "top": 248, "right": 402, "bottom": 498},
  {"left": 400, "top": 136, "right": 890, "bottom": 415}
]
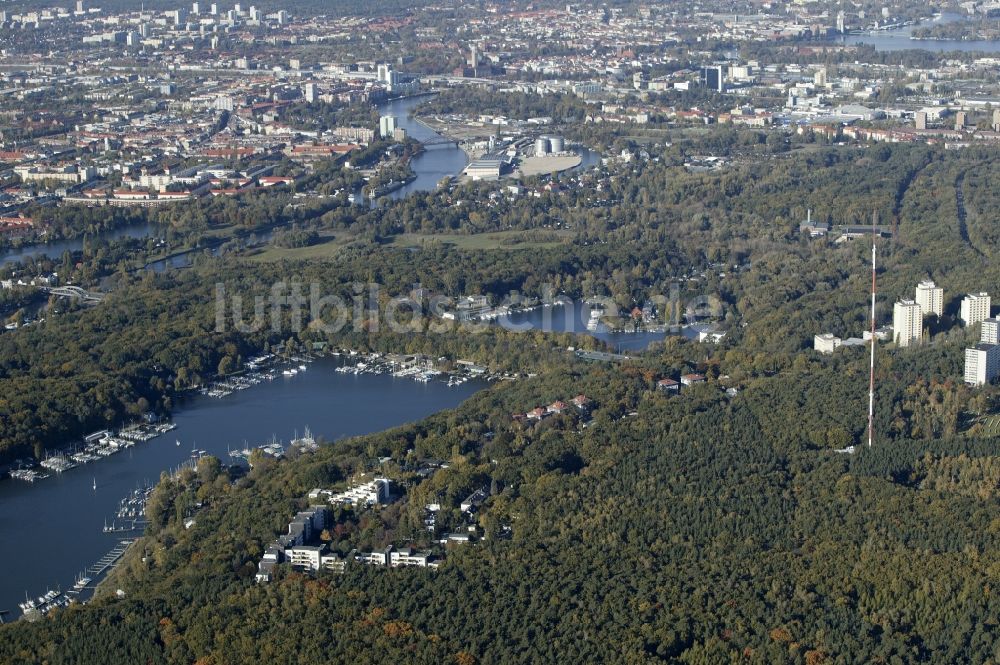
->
[
  {"left": 156, "top": 191, "right": 193, "bottom": 200},
  {"left": 0, "top": 216, "right": 34, "bottom": 237},
  {"left": 657, "top": 378, "right": 679, "bottom": 393},
  {"left": 0, "top": 151, "right": 30, "bottom": 162},
  {"left": 680, "top": 373, "right": 706, "bottom": 386}
]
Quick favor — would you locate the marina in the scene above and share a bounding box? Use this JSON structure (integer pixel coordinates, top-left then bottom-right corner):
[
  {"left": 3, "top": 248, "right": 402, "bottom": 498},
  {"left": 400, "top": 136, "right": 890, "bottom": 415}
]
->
[
  {"left": 6, "top": 355, "right": 315, "bottom": 485},
  {"left": 227, "top": 427, "right": 318, "bottom": 463},
  {"left": 0, "top": 356, "right": 484, "bottom": 618},
  {"left": 7, "top": 422, "right": 178, "bottom": 483},
  {"left": 103, "top": 485, "right": 154, "bottom": 533},
  {"left": 86, "top": 540, "right": 135, "bottom": 579},
  {"left": 18, "top": 589, "right": 70, "bottom": 618}
]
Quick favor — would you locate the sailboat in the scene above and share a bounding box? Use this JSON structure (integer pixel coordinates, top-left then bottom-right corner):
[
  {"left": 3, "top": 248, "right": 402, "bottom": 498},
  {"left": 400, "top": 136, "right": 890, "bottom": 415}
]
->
[{"left": 176, "top": 439, "right": 181, "bottom": 446}]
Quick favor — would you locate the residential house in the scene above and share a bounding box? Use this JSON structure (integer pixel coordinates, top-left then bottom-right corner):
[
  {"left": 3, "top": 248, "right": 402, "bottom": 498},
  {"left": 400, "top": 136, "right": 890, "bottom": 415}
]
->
[
  {"left": 680, "top": 373, "right": 706, "bottom": 386},
  {"left": 657, "top": 378, "right": 680, "bottom": 392}
]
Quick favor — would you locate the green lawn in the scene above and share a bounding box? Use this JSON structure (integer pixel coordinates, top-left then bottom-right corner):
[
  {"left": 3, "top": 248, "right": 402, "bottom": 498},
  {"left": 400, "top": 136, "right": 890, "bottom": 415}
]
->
[
  {"left": 389, "top": 229, "right": 574, "bottom": 251},
  {"left": 245, "top": 232, "right": 351, "bottom": 262},
  {"left": 246, "top": 229, "right": 574, "bottom": 261}
]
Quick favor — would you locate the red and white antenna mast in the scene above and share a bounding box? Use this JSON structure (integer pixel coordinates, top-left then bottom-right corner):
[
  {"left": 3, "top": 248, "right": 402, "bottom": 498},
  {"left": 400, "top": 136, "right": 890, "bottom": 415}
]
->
[{"left": 868, "top": 212, "right": 877, "bottom": 448}]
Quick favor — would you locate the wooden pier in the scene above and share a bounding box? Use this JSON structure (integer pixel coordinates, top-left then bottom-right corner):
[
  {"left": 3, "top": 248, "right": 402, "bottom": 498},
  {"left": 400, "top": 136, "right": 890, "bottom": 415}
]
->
[{"left": 87, "top": 539, "right": 135, "bottom": 578}]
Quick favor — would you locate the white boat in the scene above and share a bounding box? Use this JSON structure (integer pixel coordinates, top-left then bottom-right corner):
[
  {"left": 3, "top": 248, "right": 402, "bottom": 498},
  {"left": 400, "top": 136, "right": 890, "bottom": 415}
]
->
[{"left": 298, "top": 364, "right": 307, "bottom": 371}]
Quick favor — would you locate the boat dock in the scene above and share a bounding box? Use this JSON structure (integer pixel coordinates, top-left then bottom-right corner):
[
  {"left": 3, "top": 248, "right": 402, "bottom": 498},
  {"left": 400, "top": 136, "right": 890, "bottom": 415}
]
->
[
  {"left": 87, "top": 539, "right": 134, "bottom": 578},
  {"left": 7, "top": 422, "right": 177, "bottom": 484}
]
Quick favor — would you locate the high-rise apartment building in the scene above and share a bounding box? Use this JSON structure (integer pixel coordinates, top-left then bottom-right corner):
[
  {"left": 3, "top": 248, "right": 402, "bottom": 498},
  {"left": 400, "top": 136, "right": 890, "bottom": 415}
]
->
[
  {"left": 915, "top": 280, "right": 943, "bottom": 317},
  {"left": 965, "top": 344, "right": 1000, "bottom": 386},
  {"left": 982, "top": 317, "right": 1000, "bottom": 345},
  {"left": 379, "top": 115, "right": 397, "bottom": 139},
  {"left": 961, "top": 292, "right": 991, "bottom": 326},
  {"left": 893, "top": 299, "right": 922, "bottom": 347}
]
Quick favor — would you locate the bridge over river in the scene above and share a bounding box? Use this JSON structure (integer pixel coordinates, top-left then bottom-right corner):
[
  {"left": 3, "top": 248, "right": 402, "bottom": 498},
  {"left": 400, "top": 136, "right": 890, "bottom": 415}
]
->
[{"left": 41, "top": 285, "right": 105, "bottom": 302}]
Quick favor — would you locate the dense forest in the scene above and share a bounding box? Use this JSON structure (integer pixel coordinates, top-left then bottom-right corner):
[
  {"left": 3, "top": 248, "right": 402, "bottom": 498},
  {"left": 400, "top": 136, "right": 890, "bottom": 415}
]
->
[
  {"left": 2, "top": 356, "right": 1000, "bottom": 663},
  {"left": 2, "top": 111, "right": 1000, "bottom": 662}
]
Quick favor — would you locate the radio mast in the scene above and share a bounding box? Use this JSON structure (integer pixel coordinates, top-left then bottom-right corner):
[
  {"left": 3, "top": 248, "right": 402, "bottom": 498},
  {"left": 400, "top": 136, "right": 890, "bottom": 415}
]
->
[{"left": 868, "top": 212, "right": 877, "bottom": 448}]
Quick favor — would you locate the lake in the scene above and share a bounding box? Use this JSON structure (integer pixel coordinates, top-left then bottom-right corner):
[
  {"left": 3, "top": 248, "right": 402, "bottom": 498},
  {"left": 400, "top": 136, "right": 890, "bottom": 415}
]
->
[
  {"left": 0, "top": 221, "right": 160, "bottom": 269},
  {"left": 0, "top": 357, "right": 483, "bottom": 618},
  {"left": 840, "top": 12, "right": 1000, "bottom": 52},
  {"left": 504, "top": 301, "right": 712, "bottom": 352}
]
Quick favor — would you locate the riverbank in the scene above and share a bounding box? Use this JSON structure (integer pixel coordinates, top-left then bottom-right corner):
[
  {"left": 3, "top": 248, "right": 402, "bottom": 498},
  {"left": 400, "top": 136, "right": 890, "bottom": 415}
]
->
[
  {"left": 0, "top": 353, "right": 487, "bottom": 618},
  {"left": 835, "top": 11, "right": 1000, "bottom": 52}
]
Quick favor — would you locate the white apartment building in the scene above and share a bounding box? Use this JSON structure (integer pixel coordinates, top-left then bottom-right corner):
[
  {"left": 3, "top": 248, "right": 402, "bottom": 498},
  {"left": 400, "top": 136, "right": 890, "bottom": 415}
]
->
[
  {"left": 320, "top": 553, "right": 347, "bottom": 574},
  {"left": 15, "top": 164, "right": 96, "bottom": 184},
  {"left": 379, "top": 114, "right": 397, "bottom": 139},
  {"left": 334, "top": 126, "right": 376, "bottom": 142},
  {"left": 965, "top": 344, "right": 1000, "bottom": 386},
  {"left": 309, "top": 478, "right": 393, "bottom": 507},
  {"left": 982, "top": 317, "right": 1000, "bottom": 345},
  {"left": 389, "top": 547, "right": 433, "bottom": 568},
  {"left": 915, "top": 280, "right": 943, "bottom": 317},
  {"left": 286, "top": 545, "right": 324, "bottom": 571},
  {"left": 357, "top": 548, "right": 390, "bottom": 566},
  {"left": 961, "top": 293, "right": 991, "bottom": 326},
  {"left": 893, "top": 299, "right": 922, "bottom": 347},
  {"left": 814, "top": 333, "right": 842, "bottom": 354},
  {"left": 355, "top": 546, "right": 436, "bottom": 568}
]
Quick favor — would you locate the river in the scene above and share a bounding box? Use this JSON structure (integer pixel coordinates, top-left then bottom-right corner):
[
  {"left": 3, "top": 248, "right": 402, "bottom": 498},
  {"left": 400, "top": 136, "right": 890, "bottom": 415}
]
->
[
  {"left": 0, "top": 357, "right": 482, "bottom": 618},
  {"left": 840, "top": 12, "right": 1000, "bottom": 52},
  {"left": 1, "top": 95, "right": 599, "bottom": 269},
  {"left": 505, "top": 301, "right": 712, "bottom": 352},
  {"left": 0, "top": 222, "right": 161, "bottom": 269},
  {"left": 368, "top": 95, "right": 600, "bottom": 201},
  {"left": 0, "top": 95, "right": 470, "bottom": 269},
  {"left": 379, "top": 95, "right": 470, "bottom": 200}
]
